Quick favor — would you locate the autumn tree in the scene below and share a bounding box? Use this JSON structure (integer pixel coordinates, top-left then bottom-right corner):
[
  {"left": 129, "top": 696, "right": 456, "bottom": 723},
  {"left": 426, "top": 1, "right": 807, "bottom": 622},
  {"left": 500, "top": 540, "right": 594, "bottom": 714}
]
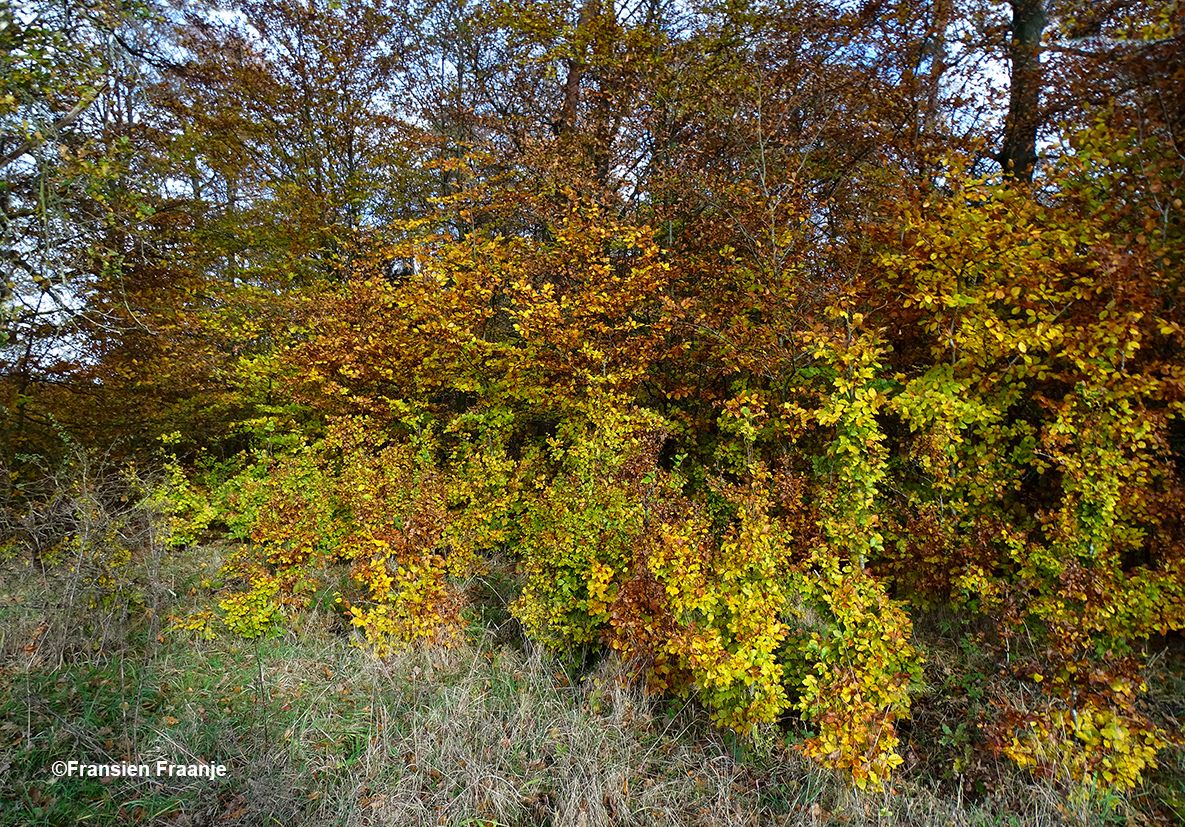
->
[
  {"left": 161, "top": 0, "right": 424, "bottom": 287},
  {"left": 5, "top": 0, "right": 1182, "bottom": 802},
  {"left": 0, "top": 0, "right": 204, "bottom": 462}
]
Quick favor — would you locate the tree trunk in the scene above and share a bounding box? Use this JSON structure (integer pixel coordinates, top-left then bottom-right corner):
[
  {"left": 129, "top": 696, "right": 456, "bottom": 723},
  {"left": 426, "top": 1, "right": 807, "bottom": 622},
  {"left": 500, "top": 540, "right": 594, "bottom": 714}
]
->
[
  {"left": 997, "top": 0, "right": 1047, "bottom": 183},
  {"left": 922, "top": 0, "right": 951, "bottom": 139},
  {"left": 560, "top": 0, "right": 600, "bottom": 136}
]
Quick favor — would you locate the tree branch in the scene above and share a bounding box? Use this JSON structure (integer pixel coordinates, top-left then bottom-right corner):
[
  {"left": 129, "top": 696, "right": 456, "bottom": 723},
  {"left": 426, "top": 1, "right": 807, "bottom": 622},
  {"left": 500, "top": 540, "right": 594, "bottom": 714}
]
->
[{"left": 0, "top": 89, "right": 98, "bottom": 170}]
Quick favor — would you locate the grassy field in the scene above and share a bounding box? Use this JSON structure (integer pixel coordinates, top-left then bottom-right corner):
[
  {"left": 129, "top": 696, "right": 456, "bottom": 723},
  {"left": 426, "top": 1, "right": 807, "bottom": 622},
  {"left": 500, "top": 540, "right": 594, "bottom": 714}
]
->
[{"left": 0, "top": 534, "right": 1181, "bottom": 827}]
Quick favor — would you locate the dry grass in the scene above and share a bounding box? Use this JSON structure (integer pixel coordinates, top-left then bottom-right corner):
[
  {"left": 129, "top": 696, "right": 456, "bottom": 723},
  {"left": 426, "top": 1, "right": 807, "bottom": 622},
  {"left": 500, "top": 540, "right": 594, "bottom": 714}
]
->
[{"left": 1, "top": 514, "right": 1180, "bottom": 826}]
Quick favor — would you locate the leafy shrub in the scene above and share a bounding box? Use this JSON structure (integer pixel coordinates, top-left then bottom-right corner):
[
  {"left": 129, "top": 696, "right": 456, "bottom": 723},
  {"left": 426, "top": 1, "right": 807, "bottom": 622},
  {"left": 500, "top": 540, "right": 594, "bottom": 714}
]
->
[{"left": 512, "top": 398, "right": 665, "bottom": 649}]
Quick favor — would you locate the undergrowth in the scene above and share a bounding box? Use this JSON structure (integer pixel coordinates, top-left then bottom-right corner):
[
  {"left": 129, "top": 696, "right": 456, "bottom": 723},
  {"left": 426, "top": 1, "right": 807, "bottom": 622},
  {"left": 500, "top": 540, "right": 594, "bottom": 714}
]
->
[
  {"left": 0, "top": 451, "right": 1180, "bottom": 826},
  {"left": 0, "top": 536, "right": 1181, "bottom": 826}
]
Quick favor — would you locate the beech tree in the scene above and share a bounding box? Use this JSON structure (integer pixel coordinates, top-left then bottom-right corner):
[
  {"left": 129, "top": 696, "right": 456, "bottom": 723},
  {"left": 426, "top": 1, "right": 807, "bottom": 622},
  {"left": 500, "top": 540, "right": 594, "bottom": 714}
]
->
[
  {"left": 3, "top": 0, "right": 1182, "bottom": 801},
  {"left": 0, "top": 0, "right": 188, "bottom": 460}
]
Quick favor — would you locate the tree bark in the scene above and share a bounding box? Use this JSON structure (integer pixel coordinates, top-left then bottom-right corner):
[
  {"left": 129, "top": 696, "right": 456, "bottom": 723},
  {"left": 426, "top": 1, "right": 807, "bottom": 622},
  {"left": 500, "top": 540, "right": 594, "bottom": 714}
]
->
[
  {"left": 997, "top": 0, "right": 1047, "bottom": 183},
  {"left": 923, "top": 0, "right": 952, "bottom": 138},
  {"left": 559, "top": 0, "right": 600, "bottom": 136}
]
